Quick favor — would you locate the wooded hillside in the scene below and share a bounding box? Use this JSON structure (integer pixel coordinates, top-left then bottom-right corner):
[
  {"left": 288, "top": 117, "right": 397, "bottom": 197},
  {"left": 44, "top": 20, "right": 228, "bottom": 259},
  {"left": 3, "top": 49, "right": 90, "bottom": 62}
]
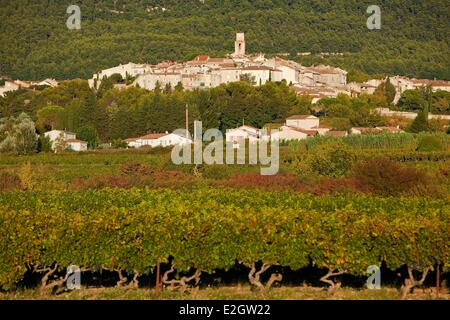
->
[{"left": 1, "top": 0, "right": 449, "bottom": 80}]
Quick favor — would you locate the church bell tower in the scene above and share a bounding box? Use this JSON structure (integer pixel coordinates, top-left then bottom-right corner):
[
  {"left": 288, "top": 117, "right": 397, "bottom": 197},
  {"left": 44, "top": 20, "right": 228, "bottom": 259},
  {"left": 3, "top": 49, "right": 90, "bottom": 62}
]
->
[{"left": 233, "top": 33, "right": 246, "bottom": 57}]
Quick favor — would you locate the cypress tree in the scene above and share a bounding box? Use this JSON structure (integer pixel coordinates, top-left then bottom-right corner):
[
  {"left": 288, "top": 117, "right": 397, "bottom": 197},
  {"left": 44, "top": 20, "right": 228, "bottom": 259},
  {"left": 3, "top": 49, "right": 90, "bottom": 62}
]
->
[{"left": 408, "top": 105, "right": 430, "bottom": 133}]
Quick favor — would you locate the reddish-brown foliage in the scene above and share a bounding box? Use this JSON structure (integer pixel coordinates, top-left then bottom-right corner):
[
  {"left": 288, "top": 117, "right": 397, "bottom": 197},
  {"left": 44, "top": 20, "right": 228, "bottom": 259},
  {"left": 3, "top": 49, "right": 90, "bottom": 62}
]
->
[
  {"left": 0, "top": 172, "right": 22, "bottom": 192},
  {"left": 217, "top": 173, "right": 307, "bottom": 192},
  {"left": 352, "top": 157, "right": 438, "bottom": 197},
  {"left": 73, "top": 175, "right": 130, "bottom": 190},
  {"left": 309, "top": 177, "right": 370, "bottom": 196},
  {"left": 119, "top": 162, "right": 155, "bottom": 176}
]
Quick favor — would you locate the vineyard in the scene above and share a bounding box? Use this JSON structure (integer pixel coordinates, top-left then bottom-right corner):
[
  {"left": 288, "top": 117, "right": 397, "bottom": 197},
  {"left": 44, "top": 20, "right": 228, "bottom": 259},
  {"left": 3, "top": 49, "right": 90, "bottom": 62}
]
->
[{"left": 0, "top": 189, "right": 449, "bottom": 298}]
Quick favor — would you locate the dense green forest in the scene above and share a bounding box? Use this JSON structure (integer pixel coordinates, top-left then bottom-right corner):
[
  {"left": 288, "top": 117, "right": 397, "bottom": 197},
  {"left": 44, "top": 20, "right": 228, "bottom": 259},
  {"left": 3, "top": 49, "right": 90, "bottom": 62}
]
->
[{"left": 1, "top": 0, "right": 449, "bottom": 80}]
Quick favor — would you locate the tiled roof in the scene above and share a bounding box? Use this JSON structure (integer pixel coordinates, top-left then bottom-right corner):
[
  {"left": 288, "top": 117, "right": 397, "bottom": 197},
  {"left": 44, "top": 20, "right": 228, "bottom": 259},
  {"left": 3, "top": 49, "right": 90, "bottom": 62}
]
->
[
  {"left": 139, "top": 133, "right": 168, "bottom": 140},
  {"left": 66, "top": 139, "right": 87, "bottom": 144},
  {"left": 241, "top": 66, "right": 281, "bottom": 71}
]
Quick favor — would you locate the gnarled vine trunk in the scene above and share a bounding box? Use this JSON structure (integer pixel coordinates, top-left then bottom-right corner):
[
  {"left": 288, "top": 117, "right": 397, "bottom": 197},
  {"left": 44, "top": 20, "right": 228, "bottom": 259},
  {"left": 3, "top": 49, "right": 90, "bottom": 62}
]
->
[
  {"left": 246, "top": 263, "right": 282, "bottom": 291},
  {"left": 401, "top": 266, "right": 430, "bottom": 299},
  {"left": 36, "top": 264, "right": 88, "bottom": 293},
  {"left": 320, "top": 268, "right": 345, "bottom": 292},
  {"left": 115, "top": 269, "right": 140, "bottom": 288},
  {"left": 162, "top": 266, "right": 202, "bottom": 293}
]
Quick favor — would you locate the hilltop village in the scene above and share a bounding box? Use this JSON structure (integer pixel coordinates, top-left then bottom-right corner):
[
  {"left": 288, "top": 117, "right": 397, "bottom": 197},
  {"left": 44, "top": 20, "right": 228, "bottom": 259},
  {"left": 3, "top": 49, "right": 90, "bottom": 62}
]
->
[
  {"left": 86, "top": 33, "right": 450, "bottom": 105},
  {"left": 1, "top": 33, "right": 449, "bottom": 151}
]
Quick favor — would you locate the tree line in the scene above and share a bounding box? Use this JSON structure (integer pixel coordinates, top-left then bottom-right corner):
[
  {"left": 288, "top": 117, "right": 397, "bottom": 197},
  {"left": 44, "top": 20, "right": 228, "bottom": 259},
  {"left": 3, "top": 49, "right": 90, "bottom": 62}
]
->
[{"left": 1, "top": 77, "right": 449, "bottom": 153}]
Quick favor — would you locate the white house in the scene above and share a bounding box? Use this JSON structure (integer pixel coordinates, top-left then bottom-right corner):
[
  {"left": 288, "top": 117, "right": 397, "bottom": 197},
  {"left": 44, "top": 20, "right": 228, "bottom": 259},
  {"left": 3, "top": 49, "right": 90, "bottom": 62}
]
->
[
  {"left": 44, "top": 130, "right": 76, "bottom": 142},
  {"left": 89, "top": 62, "right": 152, "bottom": 88},
  {"left": 240, "top": 66, "right": 283, "bottom": 85},
  {"left": 350, "top": 127, "right": 382, "bottom": 135},
  {"left": 226, "top": 125, "right": 260, "bottom": 148},
  {"left": 131, "top": 133, "right": 168, "bottom": 148},
  {"left": 134, "top": 72, "right": 182, "bottom": 91},
  {"left": 306, "top": 66, "right": 347, "bottom": 87},
  {"left": 66, "top": 139, "right": 88, "bottom": 151},
  {"left": 125, "top": 132, "right": 192, "bottom": 148},
  {"left": 215, "top": 68, "right": 241, "bottom": 85},
  {"left": 263, "top": 57, "right": 302, "bottom": 85},
  {"left": 44, "top": 130, "right": 88, "bottom": 151},
  {"left": 286, "top": 115, "right": 320, "bottom": 129},
  {"left": 0, "top": 81, "right": 20, "bottom": 97},
  {"left": 32, "top": 78, "right": 58, "bottom": 87},
  {"left": 125, "top": 138, "right": 141, "bottom": 148},
  {"left": 266, "top": 126, "right": 309, "bottom": 142},
  {"left": 158, "top": 132, "right": 192, "bottom": 147}
]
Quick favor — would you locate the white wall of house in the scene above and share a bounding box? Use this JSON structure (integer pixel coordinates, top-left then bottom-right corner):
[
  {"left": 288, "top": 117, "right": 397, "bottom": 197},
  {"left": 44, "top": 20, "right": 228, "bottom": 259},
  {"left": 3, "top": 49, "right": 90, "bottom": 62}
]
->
[
  {"left": 268, "top": 126, "right": 308, "bottom": 141},
  {"left": 158, "top": 133, "right": 192, "bottom": 146},
  {"left": 44, "top": 130, "right": 87, "bottom": 151},
  {"left": 263, "top": 60, "right": 298, "bottom": 84},
  {"left": 134, "top": 73, "right": 182, "bottom": 91},
  {"left": 139, "top": 138, "right": 163, "bottom": 147},
  {"left": 44, "top": 130, "right": 77, "bottom": 142},
  {"left": 316, "top": 73, "right": 346, "bottom": 87},
  {"left": 126, "top": 132, "right": 192, "bottom": 148},
  {"left": 312, "top": 127, "right": 331, "bottom": 136},
  {"left": 277, "top": 65, "right": 298, "bottom": 84},
  {"left": 298, "top": 72, "right": 316, "bottom": 87},
  {"left": 240, "top": 68, "right": 282, "bottom": 85},
  {"left": 67, "top": 141, "right": 88, "bottom": 151},
  {"left": 286, "top": 116, "right": 320, "bottom": 129},
  {"left": 216, "top": 68, "right": 241, "bottom": 84},
  {"left": 226, "top": 126, "right": 260, "bottom": 144},
  {"left": 0, "top": 81, "right": 20, "bottom": 97},
  {"left": 89, "top": 63, "right": 151, "bottom": 88}
]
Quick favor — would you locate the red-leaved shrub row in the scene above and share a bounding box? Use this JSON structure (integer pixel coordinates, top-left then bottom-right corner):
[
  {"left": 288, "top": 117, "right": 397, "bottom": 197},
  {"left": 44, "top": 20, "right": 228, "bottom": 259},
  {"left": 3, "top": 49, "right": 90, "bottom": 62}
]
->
[{"left": 70, "top": 158, "right": 444, "bottom": 197}]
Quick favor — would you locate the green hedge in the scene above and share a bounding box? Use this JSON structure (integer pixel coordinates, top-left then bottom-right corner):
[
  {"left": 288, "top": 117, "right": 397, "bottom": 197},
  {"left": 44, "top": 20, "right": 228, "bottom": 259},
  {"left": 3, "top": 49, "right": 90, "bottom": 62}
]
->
[
  {"left": 303, "top": 133, "right": 450, "bottom": 151},
  {"left": 0, "top": 189, "right": 449, "bottom": 290}
]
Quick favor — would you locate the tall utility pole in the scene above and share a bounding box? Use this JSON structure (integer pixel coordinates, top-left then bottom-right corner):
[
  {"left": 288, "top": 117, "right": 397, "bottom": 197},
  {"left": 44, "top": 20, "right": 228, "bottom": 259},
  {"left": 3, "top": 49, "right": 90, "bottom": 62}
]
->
[{"left": 185, "top": 104, "right": 189, "bottom": 138}]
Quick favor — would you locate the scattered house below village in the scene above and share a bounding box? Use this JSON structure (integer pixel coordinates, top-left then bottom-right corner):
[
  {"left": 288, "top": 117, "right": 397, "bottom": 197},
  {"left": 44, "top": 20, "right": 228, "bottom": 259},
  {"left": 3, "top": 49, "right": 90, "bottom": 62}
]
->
[
  {"left": 65, "top": 139, "right": 89, "bottom": 151},
  {"left": 45, "top": 130, "right": 76, "bottom": 142},
  {"left": 267, "top": 126, "right": 309, "bottom": 142},
  {"left": 125, "top": 131, "right": 192, "bottom": 148},
  {"left": 351, "top": 127, "right": 380, "bottom": 135},
  {"left": 44, "top": 130, "right": 88, "bottom": 151},
  {"left": 159, "top": 132, "right": 193, "bottom": 147},
  {"left": 0, "top": 80, "right": 32, "bottom": 97},
  {"left": 1, "top": 78, "right": 58, "bottom": 97},
  {"left": 226, "top": 125, "right": 260, "bottom": 148},
  {"left": 285, "top": 115, "right": 331, "bottom": 136},
  {"left": 126, "top": 133, "right": 168, "bottom": 148},
  {"left": 32, "top": 78, "right": 58, "bottom": 87},
  {"left": 0, "top": 81, "right": 20, "bottom": 97},
  {"left": 326, "top": 130, "right": 348, "bottom": 137},
  {"left": 286, "top": 115, "right": 320, "bottom": 130}
]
